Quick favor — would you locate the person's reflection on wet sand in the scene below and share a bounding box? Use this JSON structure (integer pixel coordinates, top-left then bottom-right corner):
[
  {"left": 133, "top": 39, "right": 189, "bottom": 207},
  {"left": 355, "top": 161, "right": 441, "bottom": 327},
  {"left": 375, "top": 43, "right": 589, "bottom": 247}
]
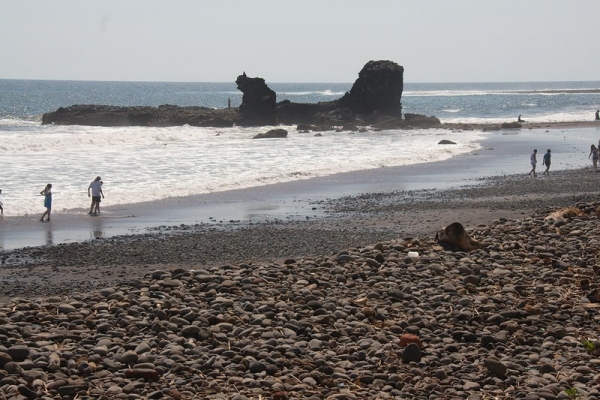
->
[
  {"left": 90, "top": 216, "right": 104, "bottom": 240},
  {"left": 45, "top": 228, "right": 54, "bottom": 246}
]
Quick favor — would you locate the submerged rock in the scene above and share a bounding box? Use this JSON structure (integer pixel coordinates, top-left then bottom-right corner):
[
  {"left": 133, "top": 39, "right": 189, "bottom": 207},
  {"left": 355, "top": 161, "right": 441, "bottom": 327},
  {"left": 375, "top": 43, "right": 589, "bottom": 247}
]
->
[{"left": 252, "top": 128, "right": 288, "bottom": 139}]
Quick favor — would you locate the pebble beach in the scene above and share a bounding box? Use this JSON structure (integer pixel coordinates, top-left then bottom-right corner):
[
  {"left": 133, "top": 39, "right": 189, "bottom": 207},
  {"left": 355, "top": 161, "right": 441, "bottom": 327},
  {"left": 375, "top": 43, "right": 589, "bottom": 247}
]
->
[{"left": 1, "top": 164, "right": 600, "bottom": 399}]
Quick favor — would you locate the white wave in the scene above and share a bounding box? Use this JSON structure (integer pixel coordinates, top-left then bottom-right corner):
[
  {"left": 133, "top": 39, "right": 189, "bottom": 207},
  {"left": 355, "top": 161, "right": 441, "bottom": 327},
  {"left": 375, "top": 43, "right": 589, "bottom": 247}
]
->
[
  {"left": 0, "top": 118, "right": 40, "bottom": 127},
  {"left": 0, "top": 125, "right": 485, "bottom": 216},
  {"left": 439, "top": 110, "right": 595, "bottom": 124}
]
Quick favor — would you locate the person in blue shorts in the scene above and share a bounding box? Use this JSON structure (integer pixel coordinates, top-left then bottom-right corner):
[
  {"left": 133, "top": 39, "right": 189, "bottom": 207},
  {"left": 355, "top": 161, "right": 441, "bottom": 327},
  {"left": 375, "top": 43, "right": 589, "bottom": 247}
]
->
[{"left": 40, "top": 183, "right": 52, "bottom": 222}]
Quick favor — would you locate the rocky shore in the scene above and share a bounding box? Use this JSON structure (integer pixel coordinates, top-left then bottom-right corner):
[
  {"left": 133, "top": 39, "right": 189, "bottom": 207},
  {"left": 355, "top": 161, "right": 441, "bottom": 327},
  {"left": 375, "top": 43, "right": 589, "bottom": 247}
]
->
[{"left": 1, "top": 168, "right": 600, "bottom": 399}]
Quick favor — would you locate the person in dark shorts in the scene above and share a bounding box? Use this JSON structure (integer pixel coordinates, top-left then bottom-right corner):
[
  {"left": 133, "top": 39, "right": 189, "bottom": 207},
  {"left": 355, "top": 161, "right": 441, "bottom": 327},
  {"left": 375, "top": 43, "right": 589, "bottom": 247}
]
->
[
  {"left": 0, "top": 189, "right": 3, "bottom": 215},
  {"left": 542, "top": 149, "right": 551, "bottom": 176},
  {"left": 87, "top": 176, "right": 104, "bottom": 215}
]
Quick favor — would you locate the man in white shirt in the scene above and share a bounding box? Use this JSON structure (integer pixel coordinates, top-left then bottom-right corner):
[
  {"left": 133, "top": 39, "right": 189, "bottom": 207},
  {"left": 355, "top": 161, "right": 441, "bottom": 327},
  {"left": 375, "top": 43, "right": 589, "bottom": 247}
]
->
[{"left": 88, "top": 176, "right": 104, "bottom": 215}]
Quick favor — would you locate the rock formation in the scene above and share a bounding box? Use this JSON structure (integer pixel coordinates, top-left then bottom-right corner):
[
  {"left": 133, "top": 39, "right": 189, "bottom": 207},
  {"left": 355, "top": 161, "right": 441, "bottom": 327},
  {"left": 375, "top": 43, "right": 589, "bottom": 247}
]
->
[
  {"left": 235, "top": 72, "right": 277, "bottom": 126},
  {"left": 42, "top": 60, "right": 442, "bottom": 130},
  {"left": 336, "top": 60, "right": 404, "bottom": 116}
]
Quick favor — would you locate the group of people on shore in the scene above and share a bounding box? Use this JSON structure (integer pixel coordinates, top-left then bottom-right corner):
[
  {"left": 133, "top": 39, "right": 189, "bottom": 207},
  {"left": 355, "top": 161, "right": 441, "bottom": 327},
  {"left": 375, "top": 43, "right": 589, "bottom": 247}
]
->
[
  {"left": 529, "top": 149, "right": 551, "bottom": 178},
  {"left": 530, "top": 142, "right": 600, "bottom": 177},
  {"left": 37, "top": 176, "right": 104, "bottom": 222}
]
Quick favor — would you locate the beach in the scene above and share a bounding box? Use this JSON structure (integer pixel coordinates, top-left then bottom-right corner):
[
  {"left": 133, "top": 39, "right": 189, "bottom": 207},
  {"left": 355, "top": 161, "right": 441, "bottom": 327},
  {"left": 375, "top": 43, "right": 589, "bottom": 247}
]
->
[{"left": 1, "top": 123, "right": 600, "bottom": 398}]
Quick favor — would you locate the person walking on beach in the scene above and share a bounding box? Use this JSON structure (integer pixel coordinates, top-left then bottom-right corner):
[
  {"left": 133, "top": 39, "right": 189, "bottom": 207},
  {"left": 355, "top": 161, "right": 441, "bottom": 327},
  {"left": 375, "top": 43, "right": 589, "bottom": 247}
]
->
[
  {"left": 590, "top": 145, "right": 599, "bottom": 171},
  {"left": 88, "top": 176, "right": 104, "bottom": 215},
  {"left": 529, "top": 149, "right": 537, "bottom": 177},
  {"left": 40, "top": 183, "right": 52, "bottom": 222},
  {"left": 596, "top": 110, "right": 599, "bottom": 121},
  {"left": 0, "top": 189, "right": 3, "bottom": 215},
  {"left": 542, "top": 149, "right": 551, "bottom": 176}
]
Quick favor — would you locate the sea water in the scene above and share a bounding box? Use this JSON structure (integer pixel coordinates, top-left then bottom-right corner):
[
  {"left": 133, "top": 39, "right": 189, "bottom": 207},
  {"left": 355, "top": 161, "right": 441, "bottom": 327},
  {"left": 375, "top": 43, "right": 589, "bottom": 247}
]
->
[{"left": 1, "top": 79, "right": 600, "bottom": 217}]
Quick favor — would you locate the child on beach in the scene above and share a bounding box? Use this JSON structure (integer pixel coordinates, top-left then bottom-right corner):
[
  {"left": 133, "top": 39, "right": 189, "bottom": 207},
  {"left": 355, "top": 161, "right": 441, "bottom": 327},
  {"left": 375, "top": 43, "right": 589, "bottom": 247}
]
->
[
  {"left": 542, "top": 149, "right": 551, "bottom": 176},
  {"left": 40, "top": 183, "right": 52, "bottom": 222},
  {"left": 529, "top": 149, "right": 537, "bottom": 177},
  {"left": 590, "top": 145, "right": 599, "bottom": 171}
]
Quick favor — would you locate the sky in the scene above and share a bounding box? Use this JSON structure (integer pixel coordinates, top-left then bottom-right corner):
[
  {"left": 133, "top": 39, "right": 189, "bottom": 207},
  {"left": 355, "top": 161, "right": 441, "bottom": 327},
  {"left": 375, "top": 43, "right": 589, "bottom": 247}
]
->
[{"left": 1, "top": 0, "right": 599, "bottom": 83}]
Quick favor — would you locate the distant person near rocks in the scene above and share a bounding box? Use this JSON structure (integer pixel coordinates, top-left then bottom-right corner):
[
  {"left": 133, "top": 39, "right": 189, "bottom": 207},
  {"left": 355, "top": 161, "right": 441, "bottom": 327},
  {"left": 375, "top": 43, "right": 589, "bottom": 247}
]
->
[
  {"left": 595, "top": 110, "right": 599, "bottom": 121},
  {"left": 542, "top": 149, "right": 551, "bottom": 176},
  {"left": 529, "top": 149, "right": 537, "bottom": 177},
  {"left": 518, "top": 114, "right": 525, "bottom": 122},
  {"left": 40, "top": 183, "right": 52, "bottom": 222},
  {"left": 88, "top": 176, "right": 104, "bottom": 216}
]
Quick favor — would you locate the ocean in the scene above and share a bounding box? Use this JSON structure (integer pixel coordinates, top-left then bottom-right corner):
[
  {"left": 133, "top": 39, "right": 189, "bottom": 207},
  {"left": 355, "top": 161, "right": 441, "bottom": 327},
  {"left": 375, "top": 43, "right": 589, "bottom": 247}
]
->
[{"left": 1, "top": 79, "right": 600, "bottom": 217}]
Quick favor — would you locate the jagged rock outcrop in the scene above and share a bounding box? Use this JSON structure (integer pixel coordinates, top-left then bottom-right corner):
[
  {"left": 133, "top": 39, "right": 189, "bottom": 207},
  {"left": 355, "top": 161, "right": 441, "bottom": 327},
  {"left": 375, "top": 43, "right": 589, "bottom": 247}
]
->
[
  {"left": 337, "top": 60, "right": 404, "bottom": 116},
  {"left": 42, "top": 60, "right": 441, "bottom": 130},
  {"left": 236, "top": 73, "right": 277, "bottom": 126}
]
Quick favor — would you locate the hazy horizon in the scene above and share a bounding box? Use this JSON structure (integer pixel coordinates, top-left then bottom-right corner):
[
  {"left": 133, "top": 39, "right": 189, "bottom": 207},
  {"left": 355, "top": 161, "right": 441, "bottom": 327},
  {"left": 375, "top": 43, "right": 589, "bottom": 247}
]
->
[
  {"left": 2, "top": 0, "right": 599, "bottom": 83},
  {"left": 1, "top": 77, "right": 599, "bottom": 85}
]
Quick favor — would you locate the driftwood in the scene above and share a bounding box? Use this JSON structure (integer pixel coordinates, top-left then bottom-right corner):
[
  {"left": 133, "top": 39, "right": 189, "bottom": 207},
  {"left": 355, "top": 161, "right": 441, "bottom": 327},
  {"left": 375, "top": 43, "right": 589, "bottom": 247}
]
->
[{"left": 436, "top": 222, "right": 483, "bottom": 252}]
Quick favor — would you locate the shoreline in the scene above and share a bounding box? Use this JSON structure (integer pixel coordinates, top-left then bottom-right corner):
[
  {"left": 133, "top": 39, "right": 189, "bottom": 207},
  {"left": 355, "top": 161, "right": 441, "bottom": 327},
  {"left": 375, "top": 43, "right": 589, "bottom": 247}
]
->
[
  {"left": 3, "top": 166, "right": 599, "bottom": 297},
  {"left": 1, "top": 122, "right": 600, "bottom": 251}
]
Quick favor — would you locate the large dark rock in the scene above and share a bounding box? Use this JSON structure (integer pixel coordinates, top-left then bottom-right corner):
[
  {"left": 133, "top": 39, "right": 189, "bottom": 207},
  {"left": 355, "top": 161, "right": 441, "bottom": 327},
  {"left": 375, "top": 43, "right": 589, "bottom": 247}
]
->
[
  {"left": 252, "top": 129, "right": 288, "bottom": 139},
  {"left": 235, "top": 72, "right": 277, "bottom": 126},
  {"left": 337, "top": 60, "right": 404, "bottom": 116}
]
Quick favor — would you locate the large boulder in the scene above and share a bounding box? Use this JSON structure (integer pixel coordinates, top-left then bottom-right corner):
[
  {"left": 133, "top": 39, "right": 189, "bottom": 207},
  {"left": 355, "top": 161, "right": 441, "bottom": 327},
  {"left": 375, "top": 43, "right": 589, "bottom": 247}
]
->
[
  {"left": 337, "top": 60, "right": 404, "bottom": 117},
  {"left": 252, "top": 129, "right": 288, "bottom": 139},
  {"left": 235, "top": 73, "right": 277, "bottom": 126}
]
